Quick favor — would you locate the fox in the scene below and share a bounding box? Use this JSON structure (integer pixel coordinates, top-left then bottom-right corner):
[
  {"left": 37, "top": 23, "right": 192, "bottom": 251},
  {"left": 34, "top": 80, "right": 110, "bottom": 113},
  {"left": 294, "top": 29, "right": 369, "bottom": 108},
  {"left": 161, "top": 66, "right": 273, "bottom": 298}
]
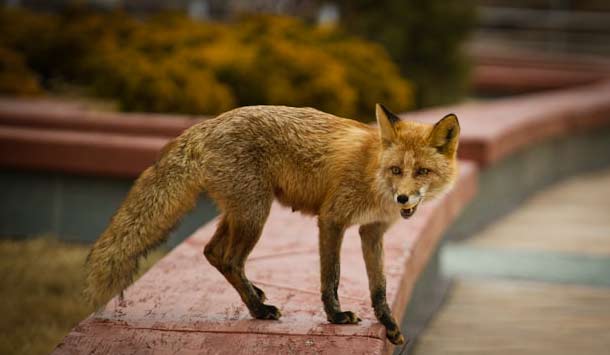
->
[{"left": 84, "top": 103, "right": 459, "bottom": 345}]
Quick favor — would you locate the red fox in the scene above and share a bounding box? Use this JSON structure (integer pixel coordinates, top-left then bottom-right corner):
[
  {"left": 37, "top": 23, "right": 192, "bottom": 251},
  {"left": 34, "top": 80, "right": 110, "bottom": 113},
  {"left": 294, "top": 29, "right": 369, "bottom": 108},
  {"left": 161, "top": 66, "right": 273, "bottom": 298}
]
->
[{"left": 85, "top": 104, "right": 459, "bottom": 345}]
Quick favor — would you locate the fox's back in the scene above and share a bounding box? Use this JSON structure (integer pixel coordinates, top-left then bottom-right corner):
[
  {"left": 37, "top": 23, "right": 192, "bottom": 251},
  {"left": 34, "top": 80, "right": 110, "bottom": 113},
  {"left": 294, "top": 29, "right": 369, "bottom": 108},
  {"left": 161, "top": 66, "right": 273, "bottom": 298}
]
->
[{"left": 188, "top": 106, "right": 375, "bottom": 215}]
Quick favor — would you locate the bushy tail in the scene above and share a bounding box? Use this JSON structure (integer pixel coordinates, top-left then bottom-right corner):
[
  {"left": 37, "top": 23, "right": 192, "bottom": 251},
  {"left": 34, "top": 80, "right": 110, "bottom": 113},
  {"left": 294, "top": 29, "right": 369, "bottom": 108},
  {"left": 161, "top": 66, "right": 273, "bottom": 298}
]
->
[{"left": 84, "top": 140, "right": 203, "bottom": 306}]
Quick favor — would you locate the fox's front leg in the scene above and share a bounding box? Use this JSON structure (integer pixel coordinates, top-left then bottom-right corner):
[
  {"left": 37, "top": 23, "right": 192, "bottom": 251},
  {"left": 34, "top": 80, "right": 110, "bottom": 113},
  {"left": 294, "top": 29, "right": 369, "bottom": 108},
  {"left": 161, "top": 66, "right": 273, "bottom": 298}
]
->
[
  {"left": 359, "top": 222, "right": 405, "bottom": 345},
  {"left": 318, "top": 219, "right": 361, "bottom": 324}
]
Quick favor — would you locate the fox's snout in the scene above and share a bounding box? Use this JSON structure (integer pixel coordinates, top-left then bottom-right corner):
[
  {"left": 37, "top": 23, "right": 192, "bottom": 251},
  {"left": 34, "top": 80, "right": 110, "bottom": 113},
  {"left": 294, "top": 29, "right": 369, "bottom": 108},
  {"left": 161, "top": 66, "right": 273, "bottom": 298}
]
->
[
  {"left": 393, "top": 191, "right": 423, "bottom": 219},
  {"left": 393, "top": 186, "right": 428, "bottom": 219},
  {"left": 393, "top": 190, "right": 423, "bottom": 207},
  {"left": 396, "top": 194, "right": 409, "bottom": 204}
]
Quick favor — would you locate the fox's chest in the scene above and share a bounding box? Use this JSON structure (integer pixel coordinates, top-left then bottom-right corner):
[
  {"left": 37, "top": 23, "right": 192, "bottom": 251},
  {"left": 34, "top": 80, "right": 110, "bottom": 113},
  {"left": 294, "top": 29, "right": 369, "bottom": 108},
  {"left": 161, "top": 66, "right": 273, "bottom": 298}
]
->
[{"left": 350, "top": 200, "right": 398, "bottom": 226}]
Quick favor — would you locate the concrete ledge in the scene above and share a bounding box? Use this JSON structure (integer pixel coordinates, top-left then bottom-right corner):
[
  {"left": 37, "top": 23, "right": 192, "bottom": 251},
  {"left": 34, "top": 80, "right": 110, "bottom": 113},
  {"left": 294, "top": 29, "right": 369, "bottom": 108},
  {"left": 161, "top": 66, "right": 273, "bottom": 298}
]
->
[
  {"left": 53, "top": 162, "right": 478, "bottom": 355},
  {"left": 0, "top": 98, "right": 200, "bottom": 137},
  {"left": 445, "top": 127, "right": 610, "bottom": 242},
  {"left": 405, "top": 81, "right": 610, "bottom": 165},
  {"left": 0, "top": 126, "right": 166, "bottom": 178},
  {"left": 473, "top": 64, "right": 606, "bottom": 94},
  {"left": 472, "top": 50, "right": 610, "bottom": 94},
  {"left": 2, "top": 82, "right": 610, "bottom": 178}
]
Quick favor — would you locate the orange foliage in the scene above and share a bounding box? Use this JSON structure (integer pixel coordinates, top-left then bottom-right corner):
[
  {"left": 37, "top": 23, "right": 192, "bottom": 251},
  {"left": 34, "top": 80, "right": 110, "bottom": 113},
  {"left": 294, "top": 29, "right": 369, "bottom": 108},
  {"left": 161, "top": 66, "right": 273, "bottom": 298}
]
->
[{"left": 0, "top": 8, "right": 413, "bottom": 121}]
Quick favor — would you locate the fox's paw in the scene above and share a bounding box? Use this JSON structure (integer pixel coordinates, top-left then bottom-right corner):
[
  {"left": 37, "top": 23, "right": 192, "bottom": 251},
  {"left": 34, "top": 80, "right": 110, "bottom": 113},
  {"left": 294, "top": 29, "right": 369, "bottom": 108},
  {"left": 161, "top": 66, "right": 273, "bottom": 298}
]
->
[
  {"left": 327, "top": 311, "right": 361, "bottom": 324},
  {"left": 252, "top": 304, "right": 281, "bottom": 320},
  {"left": 386, "top": 326, "right": 405, "bottom": 345},
  {"left": 252, "top": 284, "right": 267, "bottom": 302}
]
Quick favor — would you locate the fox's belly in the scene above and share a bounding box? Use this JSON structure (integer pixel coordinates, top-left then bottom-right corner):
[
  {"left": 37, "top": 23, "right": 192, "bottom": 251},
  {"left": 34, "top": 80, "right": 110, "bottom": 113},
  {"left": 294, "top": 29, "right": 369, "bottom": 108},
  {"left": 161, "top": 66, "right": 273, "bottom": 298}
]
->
[
  {"left": 273, "top": 185, "right": 321, "bottom": 216},
  {"left": 272, "top": 173, "right": 328, "bottom": 216}
]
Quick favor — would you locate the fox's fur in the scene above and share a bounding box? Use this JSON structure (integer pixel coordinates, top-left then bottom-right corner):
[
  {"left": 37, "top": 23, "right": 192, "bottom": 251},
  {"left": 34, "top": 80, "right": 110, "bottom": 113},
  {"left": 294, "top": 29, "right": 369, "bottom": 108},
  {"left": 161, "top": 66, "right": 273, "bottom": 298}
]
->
[{"left": 85, "top": 104, "right": 459, "bottom": 345}]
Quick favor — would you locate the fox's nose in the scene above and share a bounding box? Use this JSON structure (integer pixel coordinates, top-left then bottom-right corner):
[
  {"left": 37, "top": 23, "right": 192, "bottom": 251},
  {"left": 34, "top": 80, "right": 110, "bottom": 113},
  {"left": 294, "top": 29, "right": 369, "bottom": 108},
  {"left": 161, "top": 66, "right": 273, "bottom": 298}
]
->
[{"left": 397, "top": 194, "right": 409, "bottom": 204}]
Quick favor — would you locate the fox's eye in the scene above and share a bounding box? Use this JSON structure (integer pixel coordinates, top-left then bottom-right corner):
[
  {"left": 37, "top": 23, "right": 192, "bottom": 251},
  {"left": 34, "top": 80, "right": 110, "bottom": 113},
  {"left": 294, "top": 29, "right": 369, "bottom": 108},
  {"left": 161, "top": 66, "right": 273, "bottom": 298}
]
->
[
  {"left": 390, "top": 166, "right": 402, "bottom": 175},
  {"left": 416, "top": 168, "right": 430, "bottom": 176}
]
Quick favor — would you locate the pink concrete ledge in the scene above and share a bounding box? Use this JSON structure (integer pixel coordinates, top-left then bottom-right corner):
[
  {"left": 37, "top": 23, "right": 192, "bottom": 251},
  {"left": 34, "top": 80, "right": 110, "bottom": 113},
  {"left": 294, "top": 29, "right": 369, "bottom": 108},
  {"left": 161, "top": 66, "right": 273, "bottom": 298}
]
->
[
  {"left": 405, "top": 81, "right": 610, "bottom": 166},
  {"left": 2, "top": 81, "right": 610, "bottom": 178},
  {"left": 53, "top": 162, "right": 478, "bottom": 355},
  {"left": 472, "top": 51, "right": 610, "bottom": 94},
  {"left": 0, "top": 126, "right": 167, "bottom": 178},
  {"left": 473, "top": 64, "right": 606, "bottom": 94},
  {"left": 0, "top": 98, "right": 202, "bottom": 138}
]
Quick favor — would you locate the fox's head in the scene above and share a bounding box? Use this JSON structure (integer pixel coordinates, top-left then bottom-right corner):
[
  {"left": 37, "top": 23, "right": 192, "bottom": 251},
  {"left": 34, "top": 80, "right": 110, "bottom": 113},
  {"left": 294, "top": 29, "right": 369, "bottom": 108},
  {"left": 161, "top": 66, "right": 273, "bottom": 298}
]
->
[{"left": 375, "top": 104, "right": 460, "bottom": 219}]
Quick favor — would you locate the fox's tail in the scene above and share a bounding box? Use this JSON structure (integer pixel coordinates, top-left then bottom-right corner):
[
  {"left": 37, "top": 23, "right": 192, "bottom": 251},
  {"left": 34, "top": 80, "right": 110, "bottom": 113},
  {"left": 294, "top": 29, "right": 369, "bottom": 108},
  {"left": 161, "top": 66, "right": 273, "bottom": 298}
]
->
[{"left": 84, "top": 139, "right": 203, "bottom": 306}]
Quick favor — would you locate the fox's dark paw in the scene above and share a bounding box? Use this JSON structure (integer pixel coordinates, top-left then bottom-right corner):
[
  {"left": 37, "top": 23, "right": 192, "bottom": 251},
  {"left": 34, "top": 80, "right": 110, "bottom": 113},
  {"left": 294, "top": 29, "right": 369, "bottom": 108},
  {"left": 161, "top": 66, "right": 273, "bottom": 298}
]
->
[
  {"left": 386, "top": 326, "right": 405, "bottom": 345},
  {"left": 328, "top": 311, "right": 361, "bottom": 324},
  {"left": 253, "top": 304, "right": 281, "bottom": 320},
  {"left": 252, "top": 284, "right": 267, "bottom": 302}
]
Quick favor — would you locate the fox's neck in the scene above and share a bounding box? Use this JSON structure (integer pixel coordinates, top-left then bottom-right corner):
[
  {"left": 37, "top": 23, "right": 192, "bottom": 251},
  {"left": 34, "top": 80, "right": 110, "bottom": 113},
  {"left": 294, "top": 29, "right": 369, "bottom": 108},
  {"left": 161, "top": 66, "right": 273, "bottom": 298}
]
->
[
  {"left": 335, "top": 131, "right": 397, "bottom": 226},
  {"left": 362, "top": 133, "right": 395, "bottom": 208}
]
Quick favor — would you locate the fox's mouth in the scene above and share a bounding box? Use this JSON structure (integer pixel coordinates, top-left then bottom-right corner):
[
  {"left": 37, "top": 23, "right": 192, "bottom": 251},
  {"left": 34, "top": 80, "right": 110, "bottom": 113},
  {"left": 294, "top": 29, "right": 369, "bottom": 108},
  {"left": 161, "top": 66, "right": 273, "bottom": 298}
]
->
[{"left": 400, "top": 204, "right": 418, "bottom": 219}]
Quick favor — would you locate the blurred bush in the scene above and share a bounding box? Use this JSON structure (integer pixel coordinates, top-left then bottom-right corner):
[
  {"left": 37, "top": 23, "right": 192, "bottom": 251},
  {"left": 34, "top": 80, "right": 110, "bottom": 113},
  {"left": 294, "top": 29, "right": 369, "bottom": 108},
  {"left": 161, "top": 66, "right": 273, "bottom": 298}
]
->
[
  {"left": 334, "top": 0, "right": 477, "bottom": 108},
  {"left": 0, "top": 47, "right": 42, "bottom": 96},
  {"left": 0, "top": 7, "right": 413, "bottom": 121}
]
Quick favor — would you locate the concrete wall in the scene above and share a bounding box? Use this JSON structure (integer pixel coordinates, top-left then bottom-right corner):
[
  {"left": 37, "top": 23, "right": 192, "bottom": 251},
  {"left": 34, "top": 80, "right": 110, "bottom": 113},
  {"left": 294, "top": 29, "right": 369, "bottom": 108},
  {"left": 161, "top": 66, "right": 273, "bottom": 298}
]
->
[
  {"left": 0, "top": 171, "right": 217, "bottom": 247},
  {"left": 1, "top": 126, "right": 608, "bottom": 249}
]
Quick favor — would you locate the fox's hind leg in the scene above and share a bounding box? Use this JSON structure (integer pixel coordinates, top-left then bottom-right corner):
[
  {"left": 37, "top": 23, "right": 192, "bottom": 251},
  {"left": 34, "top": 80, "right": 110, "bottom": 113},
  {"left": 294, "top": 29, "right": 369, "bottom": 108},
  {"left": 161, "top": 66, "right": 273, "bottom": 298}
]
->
[{"left": 203, "top": 195, "right": 278, "bottom": 319}]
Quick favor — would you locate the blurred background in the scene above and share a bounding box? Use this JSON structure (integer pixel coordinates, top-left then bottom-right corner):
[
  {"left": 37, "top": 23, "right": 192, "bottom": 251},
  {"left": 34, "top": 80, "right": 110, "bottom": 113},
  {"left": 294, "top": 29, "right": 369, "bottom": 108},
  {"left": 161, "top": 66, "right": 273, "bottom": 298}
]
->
[
  {"left": 1, "top": 1, "right": 609, "bottom": 354},
  {"left": 3, "top": 0, "right": 610, "bottom": 117}
]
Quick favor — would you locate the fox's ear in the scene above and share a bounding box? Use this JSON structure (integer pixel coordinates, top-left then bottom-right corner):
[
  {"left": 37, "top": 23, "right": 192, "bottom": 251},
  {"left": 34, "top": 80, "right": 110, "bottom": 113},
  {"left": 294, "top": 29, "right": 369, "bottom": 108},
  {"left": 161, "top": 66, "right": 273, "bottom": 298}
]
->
[
  {"left": 429, "top": 113, "right": 460, "bottom": 155},
  {"left": 376, "top": 103, "right": 400, "bottom": 145}
]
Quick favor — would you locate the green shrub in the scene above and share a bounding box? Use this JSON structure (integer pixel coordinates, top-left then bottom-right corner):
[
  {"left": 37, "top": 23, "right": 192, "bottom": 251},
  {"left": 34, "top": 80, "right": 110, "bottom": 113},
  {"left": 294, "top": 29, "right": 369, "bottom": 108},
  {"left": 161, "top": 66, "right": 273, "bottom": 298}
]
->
[{"left": 0, "top": 8, "right": 414, "bottom": 121}]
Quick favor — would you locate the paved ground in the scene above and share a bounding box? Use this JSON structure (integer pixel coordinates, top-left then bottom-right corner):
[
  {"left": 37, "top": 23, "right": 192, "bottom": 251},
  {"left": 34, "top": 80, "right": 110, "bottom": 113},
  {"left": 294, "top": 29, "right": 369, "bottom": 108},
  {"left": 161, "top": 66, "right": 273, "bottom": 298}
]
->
[{"left": 414, "top": 168, "right": 610, "bottom": 355}]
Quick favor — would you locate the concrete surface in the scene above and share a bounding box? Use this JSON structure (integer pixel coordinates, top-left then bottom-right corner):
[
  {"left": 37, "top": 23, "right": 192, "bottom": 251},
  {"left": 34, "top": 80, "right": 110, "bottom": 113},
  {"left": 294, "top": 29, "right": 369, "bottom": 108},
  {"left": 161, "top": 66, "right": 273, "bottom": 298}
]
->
[
  {"left": 52, "top": 163, "right": 477, "bottom": 355},
  {"left": 415, "top": 168, "right": 610, "bottom": 354}
]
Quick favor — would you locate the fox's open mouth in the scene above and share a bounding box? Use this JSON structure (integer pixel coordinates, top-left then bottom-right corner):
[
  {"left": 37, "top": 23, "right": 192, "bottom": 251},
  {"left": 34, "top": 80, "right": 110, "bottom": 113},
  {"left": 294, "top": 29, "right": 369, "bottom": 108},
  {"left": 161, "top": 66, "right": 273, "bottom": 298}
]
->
[{"left": 400, "top": 205, "right": 418, "bottom": 219}]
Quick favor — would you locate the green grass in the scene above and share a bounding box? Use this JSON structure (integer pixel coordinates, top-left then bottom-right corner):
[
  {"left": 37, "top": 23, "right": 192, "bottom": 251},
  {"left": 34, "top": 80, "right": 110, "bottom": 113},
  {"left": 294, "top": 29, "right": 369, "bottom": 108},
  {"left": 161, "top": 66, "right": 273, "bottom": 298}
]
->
[{"left": 0, "top": 237, "right": 165, "bottom": 355}]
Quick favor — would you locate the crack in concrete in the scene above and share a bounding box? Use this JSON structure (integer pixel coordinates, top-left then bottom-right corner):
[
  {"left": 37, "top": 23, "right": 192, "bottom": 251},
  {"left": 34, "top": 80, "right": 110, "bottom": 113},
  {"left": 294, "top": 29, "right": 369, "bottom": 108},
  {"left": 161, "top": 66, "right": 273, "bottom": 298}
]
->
[{"left": 87, "top": 319, "right": 386, "bottom": 341}]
